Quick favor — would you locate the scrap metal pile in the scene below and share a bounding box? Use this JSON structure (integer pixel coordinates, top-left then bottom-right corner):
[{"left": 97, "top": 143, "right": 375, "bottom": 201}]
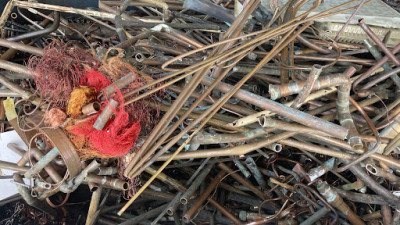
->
[{"left": 1, "top": 0, "right": 400, "bottom": 224}]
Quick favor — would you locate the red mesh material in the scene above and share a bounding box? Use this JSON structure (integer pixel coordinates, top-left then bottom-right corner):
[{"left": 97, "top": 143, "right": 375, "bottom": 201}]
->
[{"left": 69, "top": 69, "right": 141, "bottom": 157}]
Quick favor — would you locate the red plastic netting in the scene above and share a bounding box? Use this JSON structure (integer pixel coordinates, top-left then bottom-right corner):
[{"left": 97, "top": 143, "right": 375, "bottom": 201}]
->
[
  {"left": 28, "top": 39, "right": 99, "bottom": 107},
  {"left": 67, "top": 69, "right": 141, "bottom": 157}
]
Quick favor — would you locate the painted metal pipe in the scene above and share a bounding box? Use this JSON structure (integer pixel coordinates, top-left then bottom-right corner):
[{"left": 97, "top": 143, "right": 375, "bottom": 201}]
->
[{"left": 24, "top": 147, "right": 59, "bottom": 179}]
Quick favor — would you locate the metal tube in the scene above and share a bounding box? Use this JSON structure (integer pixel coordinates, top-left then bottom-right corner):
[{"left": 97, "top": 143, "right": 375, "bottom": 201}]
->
[
  {"left": 307, "top": 158, "right": 336, "bottom": 182},
  {"left": 7, "top": 11, "right": 60, "bottom": 42},
  {"left": 363, "top": 39, "right": 400, "bottom": 89},
  {"left": 336, "top": 67, "right": 362, "bottom": 148},
  {"left": 361, "top": 66, "right": 400, "bottom": 90},
  {"left": 191, "top": 128, "right": 273, "bottom": 145},
  {"left": 0, "top": 160, "right": 29, "bottom": 173},
  {"left": 119, "top": 203, "right": 169, "bottom": 225},
  {"left": 0, "top": 39, "right": 43, "bottom": 56},
  {"left": 156, "top": 132, "right": 296, "bottom": 160},
  {"left": 184, "top": 168, "right": 227, "bottom": 222},
  {"left": 63, "top": 159, "right": 101, "bottom": 192},
  {"left": 317, "top": 181, "right": 365, "bottom": 225},
  {"left": 269, "top": 73, "right": 349, "bottom": 100},
  {"left": 183, "top": 0, "right": 234, "bottom": 23},
  {"left": 13, "top": 173, "right": 57, "bottom": 218},
  {"left": 86, "top": 186, "right": 103, "bottom": 225},
  {"left": 232, "top": 157, "right": 251, "bottom": 178},
  {"left": 0, "top": 89, "right": 21, "bottom": 97},
  {"left": 83, "top": 174, "right": 128, "bottom": 191},
  {"left": 96, "top": 167, "right": 118, "bottom": 176},
  {"left": 0, "top": 61, "right": 31, "bottom": 76},
  {"left": 291, "top": 64, "right": 322, "bottom": 109},
  {"left": 180, "top": 162, "right": 214, "bottom": 204},
  {"left": 101, "top": 72, "right": 136, "bottom": 100},
  {"left": 24, "top": 147, "right": 59, "bottom": 179},
  {"left": 82, "top": 102, "right": 101, "bottom": 115},
  {"left": 299, "top": 207, "right": 330, "bottom": 225},
  {"left": 93, "top": 99, "right": 118, "bottom": 130},
  {"left": 218, "top": 162, "right": 265, "bottom": 200},
  {"left": 333, "top": 188, "right": 387, "bottom": 205},
  {"left": 358, "top": 18, "right": 400, "bottom": 65},
  {"left": 202, "top": 77, "right": 348, "bottom": 139},
  {"left": 145, "top": 166, "right": 187, "bottom": 192},
  {"left": 245, "top": 157, "right": 266, "bottom": 188},
  {"left": 296, "top": 34, "right": 331, "bottom": 54}
]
